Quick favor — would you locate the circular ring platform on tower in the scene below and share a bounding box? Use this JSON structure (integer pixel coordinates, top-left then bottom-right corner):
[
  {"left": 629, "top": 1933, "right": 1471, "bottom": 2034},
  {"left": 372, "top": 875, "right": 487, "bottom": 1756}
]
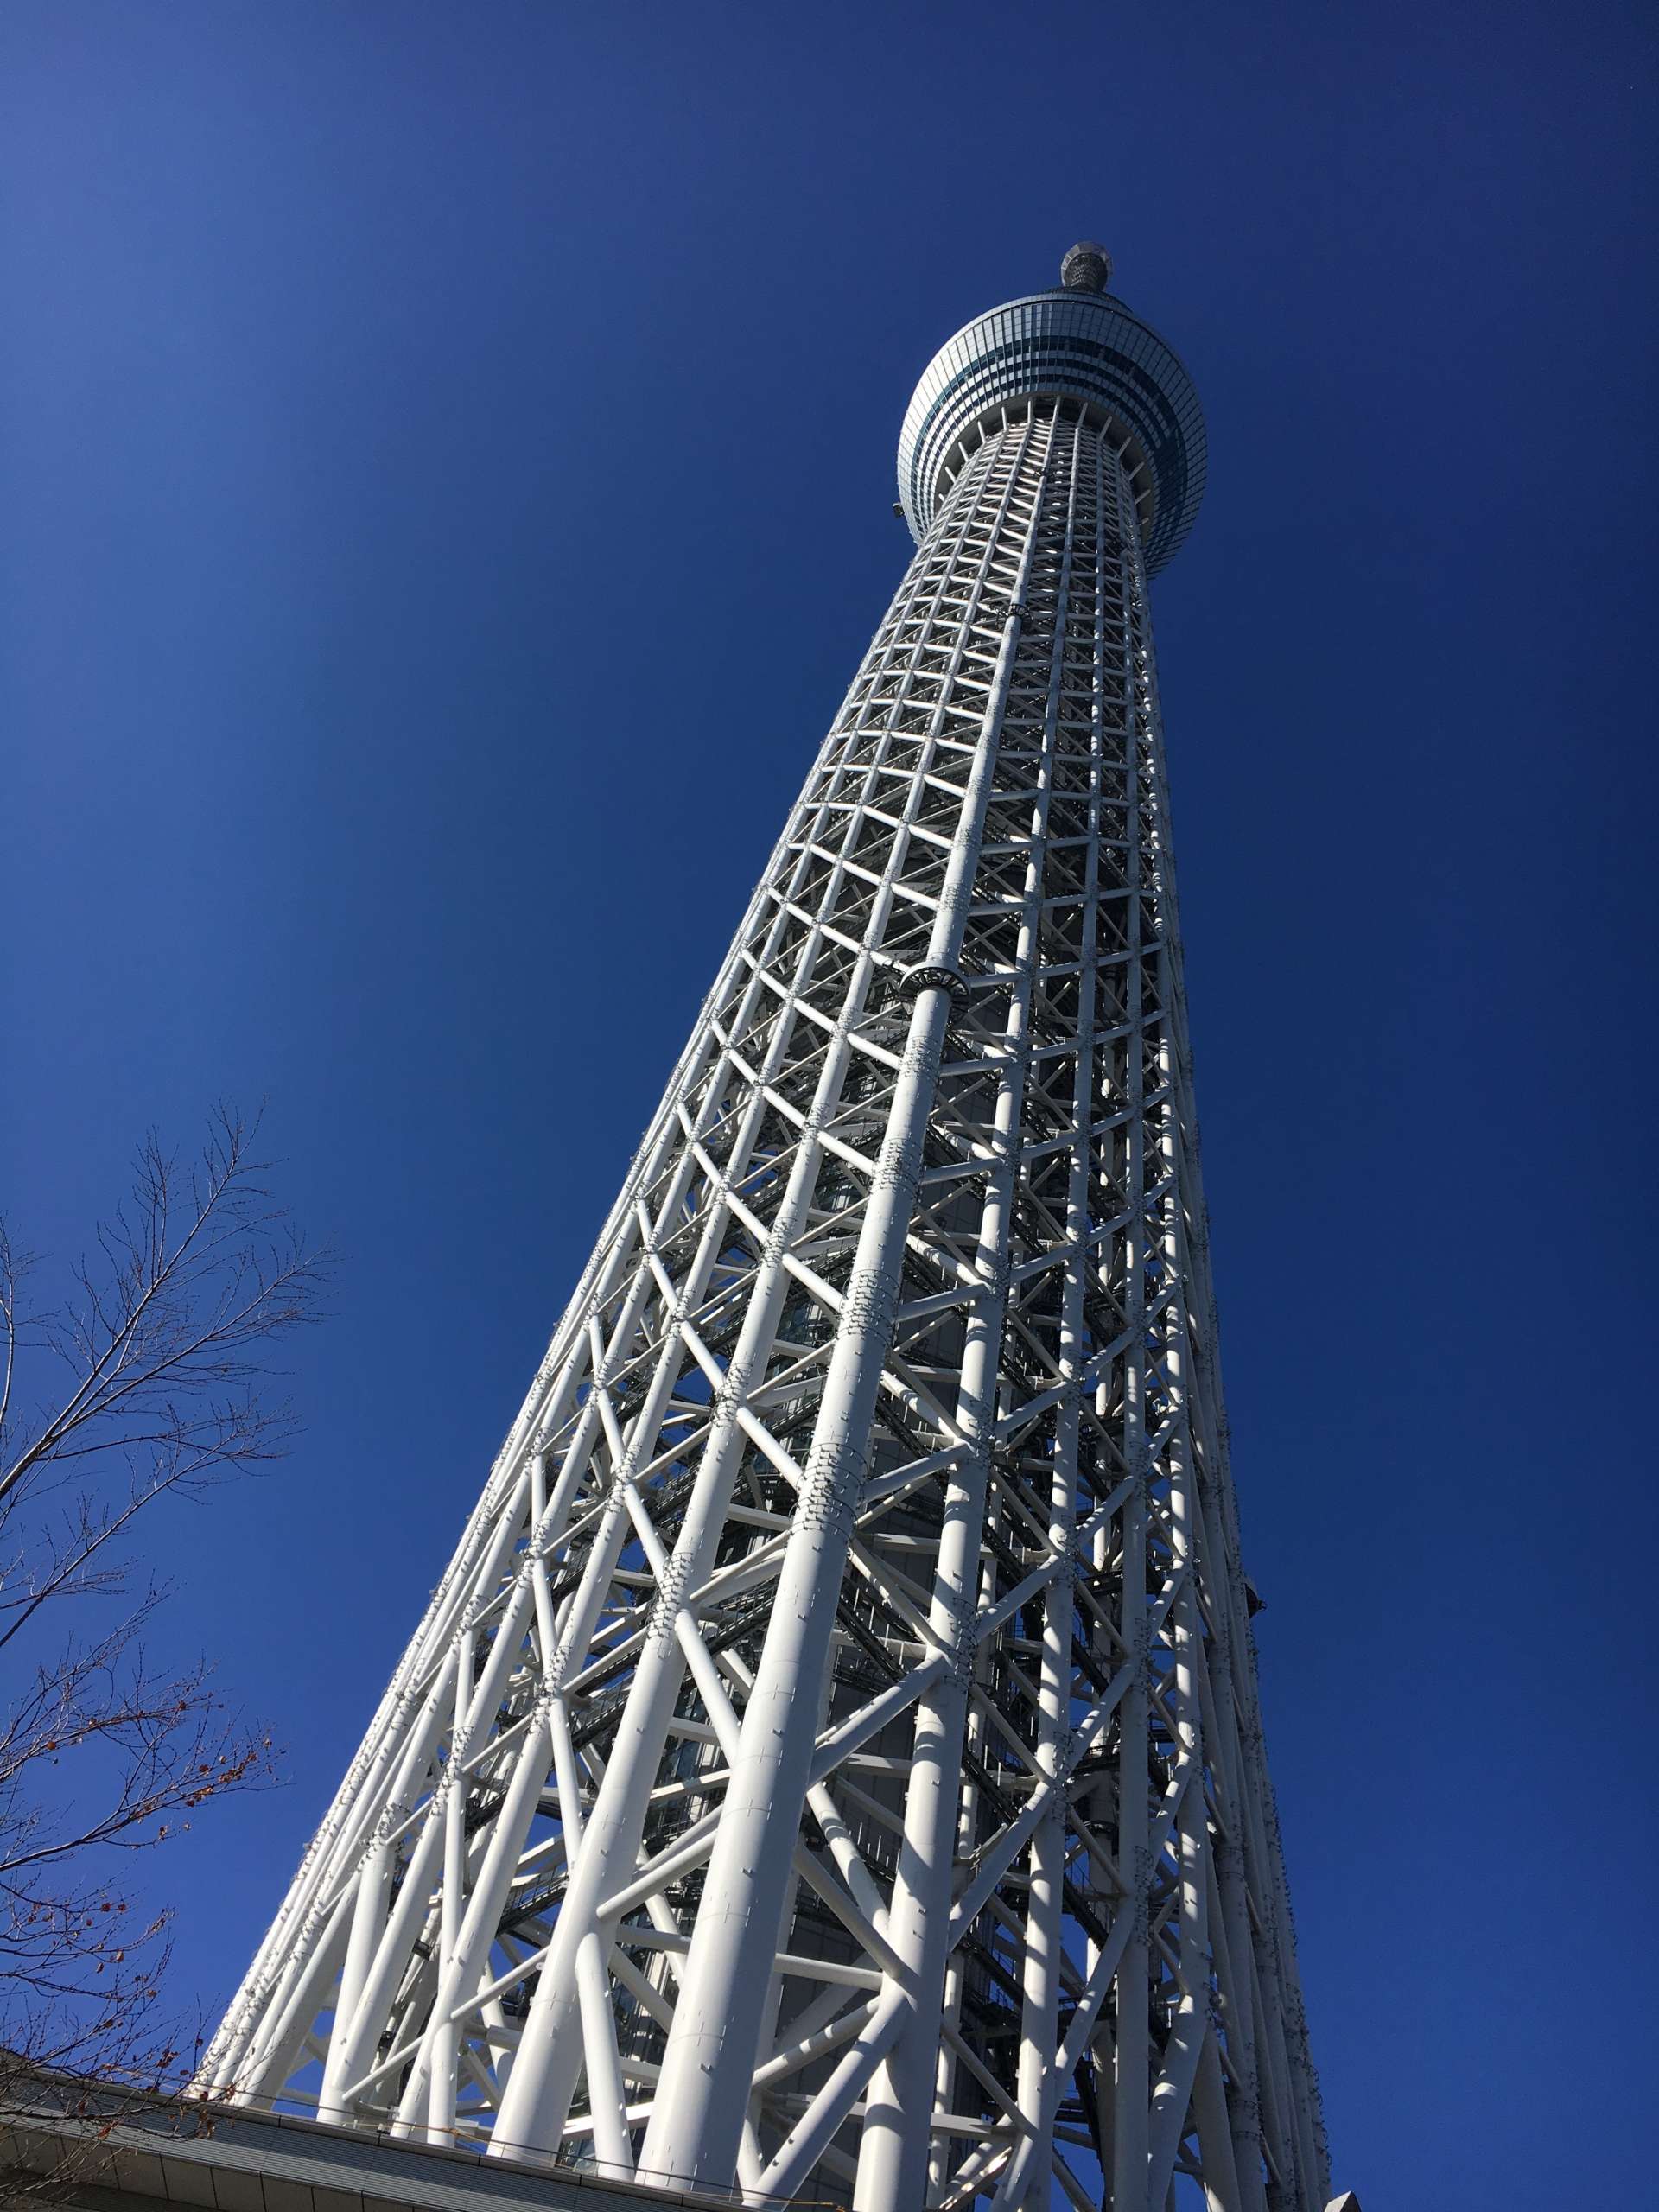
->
[{"left": 897, "top": 285, "right": 1206, "bottom": 574}]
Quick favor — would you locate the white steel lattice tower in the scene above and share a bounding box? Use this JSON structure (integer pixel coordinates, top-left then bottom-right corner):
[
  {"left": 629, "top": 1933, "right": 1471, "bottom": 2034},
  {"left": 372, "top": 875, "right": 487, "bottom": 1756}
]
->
[{"left": 207, "top": 245, "right": 1330, "bottom": 2212}]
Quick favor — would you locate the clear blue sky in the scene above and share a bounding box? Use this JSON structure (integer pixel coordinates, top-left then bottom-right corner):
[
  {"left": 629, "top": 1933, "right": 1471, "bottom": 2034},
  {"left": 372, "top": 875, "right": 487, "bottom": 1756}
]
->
[{"left": 3, "top": 5, "right": 1654, "bottom": 2204}]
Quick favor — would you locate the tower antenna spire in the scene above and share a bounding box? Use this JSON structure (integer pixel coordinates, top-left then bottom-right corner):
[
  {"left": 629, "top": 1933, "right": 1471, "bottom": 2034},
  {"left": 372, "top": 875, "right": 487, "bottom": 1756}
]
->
[{"left": 1060, "top": 236, "right": 1113, "bottom": 291}]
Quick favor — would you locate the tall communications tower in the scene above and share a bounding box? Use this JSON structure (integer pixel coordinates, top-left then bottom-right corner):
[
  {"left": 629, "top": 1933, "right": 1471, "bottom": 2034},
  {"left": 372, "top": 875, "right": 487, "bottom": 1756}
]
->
[{"left": 207, "top": 245, "right": 1329, "bottom": 2211}]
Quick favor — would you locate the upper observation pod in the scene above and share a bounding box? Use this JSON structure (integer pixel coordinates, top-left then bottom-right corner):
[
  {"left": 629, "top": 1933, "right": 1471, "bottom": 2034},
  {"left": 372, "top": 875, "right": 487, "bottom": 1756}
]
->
[{"left": 897, "top": 241, "right": 1206, "bottom": 574}]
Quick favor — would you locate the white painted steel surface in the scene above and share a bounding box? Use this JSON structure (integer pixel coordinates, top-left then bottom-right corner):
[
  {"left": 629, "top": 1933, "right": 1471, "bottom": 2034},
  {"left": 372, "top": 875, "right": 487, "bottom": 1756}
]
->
[{"left": 205, "top": 256, "right": 1328, "bottom": 2212}]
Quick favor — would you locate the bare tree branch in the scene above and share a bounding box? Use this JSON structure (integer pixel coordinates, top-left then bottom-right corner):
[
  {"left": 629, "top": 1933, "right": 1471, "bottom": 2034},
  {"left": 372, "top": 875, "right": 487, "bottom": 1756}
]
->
[
  {"left": 0, "top": 1106, "right": 326, "bottom": 2082},
  {"left": 0, "top": 1228, "right": 29, "bottom": 1460}
]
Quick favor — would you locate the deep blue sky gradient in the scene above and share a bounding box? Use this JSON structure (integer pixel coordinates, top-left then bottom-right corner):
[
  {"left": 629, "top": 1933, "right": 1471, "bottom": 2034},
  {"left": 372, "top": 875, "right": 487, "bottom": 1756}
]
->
[{"left": 3, "top": 6, "right": 1656, "bottom": 2205}]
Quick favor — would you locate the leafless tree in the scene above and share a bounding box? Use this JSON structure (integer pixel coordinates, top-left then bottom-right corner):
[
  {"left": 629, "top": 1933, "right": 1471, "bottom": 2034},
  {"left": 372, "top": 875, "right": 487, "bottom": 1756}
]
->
[{"left": 0, "top": 1107, "right": 327, "bottom": 2101}]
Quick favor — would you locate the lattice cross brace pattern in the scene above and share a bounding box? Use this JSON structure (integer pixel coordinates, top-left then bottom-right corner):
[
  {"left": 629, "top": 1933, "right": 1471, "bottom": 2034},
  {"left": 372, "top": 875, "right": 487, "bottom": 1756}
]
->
[{"left": 204, "top": 383, "right": 1329, "bottom": 2211}]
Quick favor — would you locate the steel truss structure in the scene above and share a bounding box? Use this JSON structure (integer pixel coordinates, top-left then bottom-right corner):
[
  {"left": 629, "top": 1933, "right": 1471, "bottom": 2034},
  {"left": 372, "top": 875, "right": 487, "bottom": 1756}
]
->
[{"left": 206, "top": 249, "right": 1330, "bottom": 2211}]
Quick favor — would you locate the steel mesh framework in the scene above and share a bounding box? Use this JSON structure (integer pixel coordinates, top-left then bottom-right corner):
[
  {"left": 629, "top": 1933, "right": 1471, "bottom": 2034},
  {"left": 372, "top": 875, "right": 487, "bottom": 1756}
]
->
[{"left": 205, "top": 255, "right": 1329, "bottom": 2212}]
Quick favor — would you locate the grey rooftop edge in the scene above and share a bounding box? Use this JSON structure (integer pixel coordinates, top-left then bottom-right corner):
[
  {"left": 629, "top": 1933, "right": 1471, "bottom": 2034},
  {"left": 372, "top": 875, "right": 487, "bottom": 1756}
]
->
[{"left": 1, "top": 2075, "right": 828, "bottom": 2212}]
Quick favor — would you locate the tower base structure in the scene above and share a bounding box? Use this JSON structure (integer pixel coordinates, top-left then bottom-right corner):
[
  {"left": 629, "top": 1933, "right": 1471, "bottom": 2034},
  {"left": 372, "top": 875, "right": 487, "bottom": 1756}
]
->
[
  {"left": 1, "top": 2072, "right": 1363, "bottom": 2212},
  {"left": 1, "top": 2069, "right": 781, "bottom": 2212}
]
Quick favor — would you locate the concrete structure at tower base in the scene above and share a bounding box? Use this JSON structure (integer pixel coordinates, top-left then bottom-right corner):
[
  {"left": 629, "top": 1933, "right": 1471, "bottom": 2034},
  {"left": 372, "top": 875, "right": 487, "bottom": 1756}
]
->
[
  {"left": 3, "top": 2088, "right": 1363, "bottom": 2212},
  {"left": 0, "top": 2074, "right": 791, "bottom": 2212}
]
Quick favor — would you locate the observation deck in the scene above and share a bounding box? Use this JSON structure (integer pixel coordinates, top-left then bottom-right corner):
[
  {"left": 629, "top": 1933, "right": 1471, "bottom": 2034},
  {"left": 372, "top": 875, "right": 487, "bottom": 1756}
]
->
[{"left": 896, "top": 241, "right": 1206, "bottom": 575}]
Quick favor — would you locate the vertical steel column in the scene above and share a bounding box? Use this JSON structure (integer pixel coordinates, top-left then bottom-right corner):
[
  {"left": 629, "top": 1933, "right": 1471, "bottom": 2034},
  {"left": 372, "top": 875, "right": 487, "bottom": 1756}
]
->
[
  {"left": 856, "top": 413, "right": 1081, "bottom": 2212},
  {"left": 639, "top": 421, "right": 1052, "bottom": 2192}
]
